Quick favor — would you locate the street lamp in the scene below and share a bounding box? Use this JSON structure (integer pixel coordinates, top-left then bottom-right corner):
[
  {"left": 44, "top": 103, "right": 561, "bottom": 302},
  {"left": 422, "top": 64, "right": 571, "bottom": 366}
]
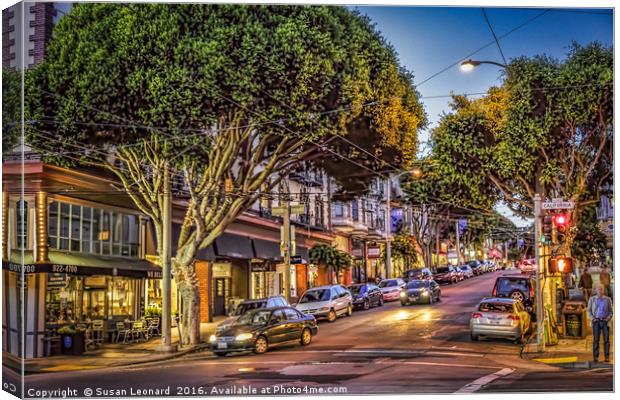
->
[
  {"left": 385, "top": 168, "right": 424, "bottom": 279},
  {"left": 461, "top": 58, "right": 545, "bottom": 353},
  {"left": 459, "top": 59, "right": 508, "bottom": 72}
]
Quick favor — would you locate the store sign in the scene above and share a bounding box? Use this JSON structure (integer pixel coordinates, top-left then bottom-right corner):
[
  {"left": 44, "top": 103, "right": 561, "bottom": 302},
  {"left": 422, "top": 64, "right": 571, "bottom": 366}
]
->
[
  {"left": 212, "top": 262, "right": 232, "bottom": 278},
  {"left": 51, "top": 264, "right": 79, "bottom": 274},
  {"left": 351, "top": 248, "right": 363, "bottom": 258},
  {"left": 6, "top": 262, "right": 38, "bottom": 273},
  {"left": 147, "top": 270, "right": 163, "bottom": 279},
  {"left": 47, "top": 273, "right": 67, "bottom": 289},
  {"left": 367, "top": 247, "right": 381, "bottom": 258}
]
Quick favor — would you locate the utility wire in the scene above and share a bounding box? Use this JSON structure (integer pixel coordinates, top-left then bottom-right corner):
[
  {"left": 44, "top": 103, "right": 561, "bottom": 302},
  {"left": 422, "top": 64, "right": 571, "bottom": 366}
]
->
[{"left": 481, "top": 8, "right": 508, "bottom": 66}]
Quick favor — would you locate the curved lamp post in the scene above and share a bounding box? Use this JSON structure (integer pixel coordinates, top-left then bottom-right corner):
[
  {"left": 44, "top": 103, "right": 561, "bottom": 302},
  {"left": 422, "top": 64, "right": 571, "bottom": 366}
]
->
[{"left": 459, "top": 59, "right": 508, "bottom": 72}]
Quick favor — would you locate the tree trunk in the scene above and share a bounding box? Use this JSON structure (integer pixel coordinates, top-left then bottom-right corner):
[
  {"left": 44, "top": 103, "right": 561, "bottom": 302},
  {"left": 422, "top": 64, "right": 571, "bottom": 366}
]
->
[{"left": 172, "top": 259, "right": 201, "bottom": 346}]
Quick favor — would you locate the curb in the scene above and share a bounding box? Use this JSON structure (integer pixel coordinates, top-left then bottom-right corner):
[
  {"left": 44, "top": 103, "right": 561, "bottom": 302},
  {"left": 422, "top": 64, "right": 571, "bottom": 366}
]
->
[{"left": 4, "top": 343, "right": 214, "bottom": 374}]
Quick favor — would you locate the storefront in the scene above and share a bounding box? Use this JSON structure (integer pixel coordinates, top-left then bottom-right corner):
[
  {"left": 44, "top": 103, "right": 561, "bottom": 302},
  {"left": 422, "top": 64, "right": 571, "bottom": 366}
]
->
[{"left": 2, "top": 252, "right": 161, "bottom": 359}]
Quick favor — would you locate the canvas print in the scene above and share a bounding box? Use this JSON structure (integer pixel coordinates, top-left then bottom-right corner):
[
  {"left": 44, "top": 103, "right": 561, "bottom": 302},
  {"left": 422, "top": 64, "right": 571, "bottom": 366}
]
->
[{"left": 1, "top": 1, "right": 614, "bottom": 398}]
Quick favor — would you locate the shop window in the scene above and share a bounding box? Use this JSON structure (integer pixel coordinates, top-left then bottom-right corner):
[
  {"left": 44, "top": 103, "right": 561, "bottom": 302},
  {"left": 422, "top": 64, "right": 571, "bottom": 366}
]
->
[
  {"left": 59, "top": 202, "right": 70, "bottom": 250},
  {"left": 70, "top": 204, "right": 81, "bottom": 251},
  {"left": 82, "top": 207, "right": 92, "bottom": 253},
  {"left": 48, "top": 201, "right": 58, "bottom": 248},
  {"left": 15, "top": 200, "right": 28, "bottom": 249},
  {"left": 92, "top": 208, "right": 101, "bottom": 254},
  {"left": 101, "top": 211, "right": 111, "bottom": 255},
  {"left": 109, "top": 278, "right": 135, "bottom": 317}
]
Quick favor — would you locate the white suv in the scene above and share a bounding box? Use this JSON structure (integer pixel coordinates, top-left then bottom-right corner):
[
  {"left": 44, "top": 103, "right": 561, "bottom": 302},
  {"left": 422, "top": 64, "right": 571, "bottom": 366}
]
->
[{"left": 295, "top": 284, "right": 353, "bottom": 322}]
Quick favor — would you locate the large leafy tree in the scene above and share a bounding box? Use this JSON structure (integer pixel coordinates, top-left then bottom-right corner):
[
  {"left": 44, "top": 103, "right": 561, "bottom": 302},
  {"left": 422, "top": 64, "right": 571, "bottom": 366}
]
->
[
  {"left": 571, "top": 204, "right": 608, "bottom": 265},
  {"left": 27, "top": 4, "right": 425, "bottom": 344},
  {"left": 433, "top": 43, "right": 613, "bottom": 250},
  {"left": 2, "top": 68, "right": 21, "bottom": 154}
]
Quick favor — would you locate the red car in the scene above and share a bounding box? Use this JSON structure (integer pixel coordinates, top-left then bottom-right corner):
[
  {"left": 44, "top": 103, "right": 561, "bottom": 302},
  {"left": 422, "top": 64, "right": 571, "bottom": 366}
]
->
[{"left": 517, "top": 259, "right": 536, "bottom": 274}]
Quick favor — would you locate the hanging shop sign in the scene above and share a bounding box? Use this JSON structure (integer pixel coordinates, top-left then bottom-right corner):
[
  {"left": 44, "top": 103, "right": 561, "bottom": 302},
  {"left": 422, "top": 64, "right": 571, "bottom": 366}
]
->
[
  {"left": 367, "top": 247, "right": 381, "bottom": 258},
  {"left": 2, "top": 261, "right": 160, "bottom": 279},
  {"left": 212, "top": 262, "right": 232, "bottom": 278}
]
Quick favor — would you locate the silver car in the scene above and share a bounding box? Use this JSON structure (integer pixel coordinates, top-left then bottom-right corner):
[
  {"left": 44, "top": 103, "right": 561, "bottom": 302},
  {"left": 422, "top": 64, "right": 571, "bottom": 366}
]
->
[{"left": 470, "top": 297, "right": 531, "bottom": 343}]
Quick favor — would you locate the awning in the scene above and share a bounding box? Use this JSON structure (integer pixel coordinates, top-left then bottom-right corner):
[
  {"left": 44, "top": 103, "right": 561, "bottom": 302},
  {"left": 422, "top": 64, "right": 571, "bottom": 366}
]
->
[
  {"left": 214, "top": 233, "right": 254, "bottom": 259},
  {"left": 253, "top": 239, "right": 282, "bottom": 261},
  {"left": 3, "top": 251, "right": 162, "bottom": 278}
]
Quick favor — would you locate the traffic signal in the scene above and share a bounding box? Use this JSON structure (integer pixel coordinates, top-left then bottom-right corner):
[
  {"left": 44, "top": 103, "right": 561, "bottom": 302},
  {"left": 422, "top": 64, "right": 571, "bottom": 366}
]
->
[
  {"left": 542, "top": 214, "right": 553, "bottom": 244},
  {"left": 549, "top": 256, "right": 573, "bottom": 274},
  {"left": 552, "top": 213, "right": 570, "bottom": 244}
]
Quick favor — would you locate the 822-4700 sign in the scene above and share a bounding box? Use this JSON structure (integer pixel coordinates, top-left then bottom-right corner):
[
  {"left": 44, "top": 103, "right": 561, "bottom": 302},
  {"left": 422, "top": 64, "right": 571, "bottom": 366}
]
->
[{"left": 51, "top": 264, "right": 79, "bottom": 274}]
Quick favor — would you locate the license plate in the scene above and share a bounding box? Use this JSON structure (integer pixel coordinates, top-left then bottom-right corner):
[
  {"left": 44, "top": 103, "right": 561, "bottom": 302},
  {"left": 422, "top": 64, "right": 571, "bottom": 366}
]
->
[
  {"left": 217, "top": 342, "right": 228, "bottom": 349},
  {"left": 490, "top": 320, "right": 500, "bottom": 325}
]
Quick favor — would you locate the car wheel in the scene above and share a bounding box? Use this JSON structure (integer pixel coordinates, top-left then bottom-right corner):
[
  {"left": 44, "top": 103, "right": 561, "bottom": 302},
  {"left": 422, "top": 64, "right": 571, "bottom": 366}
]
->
[
  {"left": 300, "top": 328, "right": 312, "bottom": 346},
  {"left": 400, "top": 300, "right": 408, "bottom": 306},
  {"left": 214, "top": 351, "right": 227, "bottom": 357},
  {"left": 346, "top": 304, "right": 353, "bottom": 316},
  {"left": 363, "top": 299, "right": 370, "bottom": 311},
  {"left": 327, "top": 309, "right": 337, "bottom": 322},
  {"left": 253, "top": 336, "right": 268, "bottom": 354},
  {"left": 510, "top": 290, "right": 525, "bottom": 302},
  {"left": 428, "top": 295, "right": 434, "bottom": 305},
  {"left": 470, "top": 333, "right": 479, "bottom": 341}
]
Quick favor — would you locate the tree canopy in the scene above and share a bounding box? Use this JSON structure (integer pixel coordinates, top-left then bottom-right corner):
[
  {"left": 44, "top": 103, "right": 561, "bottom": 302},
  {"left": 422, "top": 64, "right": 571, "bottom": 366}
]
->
[{"left": 432, "top": 43, "right": 612, "bottom": 229}]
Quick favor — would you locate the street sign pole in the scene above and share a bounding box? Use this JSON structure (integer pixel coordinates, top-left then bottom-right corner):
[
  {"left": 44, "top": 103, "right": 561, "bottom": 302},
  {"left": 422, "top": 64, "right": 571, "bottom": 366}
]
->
[{"left": 534, "top": 194, "right": 545, "bottom": 352}]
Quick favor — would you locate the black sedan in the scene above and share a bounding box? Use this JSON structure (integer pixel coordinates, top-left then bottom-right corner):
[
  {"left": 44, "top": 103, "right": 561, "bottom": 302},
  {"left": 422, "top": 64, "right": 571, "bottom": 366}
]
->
[
  {"left": 400, "top": 279, "right": 441, "bottom": 305},
  {"left": 209, "top": 307, "right": 318, "bottom": 356},
  {"left": 349, "top": 283, "right": 384, "bottom": 310}
]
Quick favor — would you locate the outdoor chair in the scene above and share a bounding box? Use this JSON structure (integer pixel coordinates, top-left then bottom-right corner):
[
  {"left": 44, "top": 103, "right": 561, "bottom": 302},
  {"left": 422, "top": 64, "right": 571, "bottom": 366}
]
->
[
  {"left": 115, "top": 321, "right": 132, "bottom": 343},
  {"left": 78, "top": 323, "right": 95, "bottom": 349},
  {"left": 146, "top": 318, "right": 161, "bottom": 338},
  {"left": 92, "top": 320, "right": 104, "bottom": 346},
  {"left": 131, "top": 321, "right": 147, "bottom": 342}
]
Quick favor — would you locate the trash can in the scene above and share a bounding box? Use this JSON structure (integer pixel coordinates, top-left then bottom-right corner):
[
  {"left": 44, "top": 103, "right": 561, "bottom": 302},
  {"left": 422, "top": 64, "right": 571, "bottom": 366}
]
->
[{"left": 561, "top": 301, "right": 587, "bottom": 339}]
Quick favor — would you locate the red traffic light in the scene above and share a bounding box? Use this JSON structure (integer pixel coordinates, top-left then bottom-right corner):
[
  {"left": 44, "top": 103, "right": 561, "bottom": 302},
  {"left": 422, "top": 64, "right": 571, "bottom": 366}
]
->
[{"left": 552, "top": 213, "right": 570, "bottom": 232}]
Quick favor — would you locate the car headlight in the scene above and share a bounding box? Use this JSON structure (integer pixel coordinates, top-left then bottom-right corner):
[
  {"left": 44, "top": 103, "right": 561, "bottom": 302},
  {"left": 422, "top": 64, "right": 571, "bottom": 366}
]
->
[
  {"left": 235, "top": 333, "right": 253, "bottom": 341},
  {"left": 209, "top": 334, "right": 217, "bottom": 343},
  {"left": 400, "top": 291, "right": 407, "bottom": 297},
  {"left": 421, "top": 290, "right": 429, "bottom": 296}
]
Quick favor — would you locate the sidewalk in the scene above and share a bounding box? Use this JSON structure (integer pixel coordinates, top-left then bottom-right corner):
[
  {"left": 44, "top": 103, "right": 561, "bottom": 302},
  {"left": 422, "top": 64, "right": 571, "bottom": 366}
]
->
[
  {"left": 2, "top": 319, "right": 223, "bottom": 374},
  {"left": 521, "top": 287, "right": 614, "bottom": 369}
]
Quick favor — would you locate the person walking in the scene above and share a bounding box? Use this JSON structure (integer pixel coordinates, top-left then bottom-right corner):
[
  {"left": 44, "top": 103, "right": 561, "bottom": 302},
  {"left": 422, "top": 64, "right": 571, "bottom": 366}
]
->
[
  {"left": 599, "top": 264, "right": 612, "bottom": 299},
  {"left": 587, "top": 284, "right": 613, "bottom": 363},
  {"left": 579, "top": 267, "right": 593, "bottom": 302}
]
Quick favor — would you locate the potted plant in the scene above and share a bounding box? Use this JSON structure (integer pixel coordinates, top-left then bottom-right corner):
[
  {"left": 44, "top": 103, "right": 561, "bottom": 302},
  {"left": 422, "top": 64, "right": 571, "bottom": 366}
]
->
[{"left": 58, "top": 324, "right": 86, "bottom": 355}]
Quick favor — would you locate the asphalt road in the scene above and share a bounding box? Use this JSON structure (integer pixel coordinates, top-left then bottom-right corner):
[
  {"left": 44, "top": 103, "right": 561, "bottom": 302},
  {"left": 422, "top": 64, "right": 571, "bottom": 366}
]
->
[{"left": 6, "top": 269, "right": 613, "bottom": 398}]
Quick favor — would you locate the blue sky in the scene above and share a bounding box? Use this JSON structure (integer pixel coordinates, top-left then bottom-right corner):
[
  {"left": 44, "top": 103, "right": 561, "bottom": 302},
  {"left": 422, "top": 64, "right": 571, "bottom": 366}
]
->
[{"left": 356, "top": 6, "right": 613, "bottom": 225}]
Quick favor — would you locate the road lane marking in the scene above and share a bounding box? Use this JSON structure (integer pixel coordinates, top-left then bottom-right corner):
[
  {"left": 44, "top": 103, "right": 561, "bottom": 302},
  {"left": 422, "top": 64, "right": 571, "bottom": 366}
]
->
[
  {"left": 271, "top": 348, "right": 484, "bottom": 357},
  {"left": 400, "top": 361, "right": 499, "bottom": 369},
  {"left": 192, "top": 359, "right": 500, "bottom": 370},
  {"left": 454, "top": 368, "right": 515, "bottom": 393}
]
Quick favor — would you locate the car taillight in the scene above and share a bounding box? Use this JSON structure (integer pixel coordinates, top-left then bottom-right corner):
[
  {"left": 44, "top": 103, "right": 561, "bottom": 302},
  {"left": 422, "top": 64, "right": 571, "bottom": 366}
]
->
[
  {"left": 472, "top": 313, "right": 482, "bottom": 319},
  {"left": 508, "top": 315, "right": 520, "bottom": 321}
]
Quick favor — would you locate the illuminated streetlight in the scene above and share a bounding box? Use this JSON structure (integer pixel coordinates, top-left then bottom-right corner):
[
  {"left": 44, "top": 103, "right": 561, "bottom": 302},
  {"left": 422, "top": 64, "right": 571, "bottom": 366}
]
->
[{"left": 459, "top": 59, "right": 507, "bottom": 72}]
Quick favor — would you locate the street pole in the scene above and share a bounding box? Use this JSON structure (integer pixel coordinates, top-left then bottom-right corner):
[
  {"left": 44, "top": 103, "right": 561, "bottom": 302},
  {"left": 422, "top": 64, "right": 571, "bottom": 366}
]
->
[
  {"left": 385, "top": 175, "right": 392, "bottom": 279},
  {"left": 534, "top": 194, "right": 545, "bottom": 352},
  {"left": 455, "top": 220, "right": 461, "bottom": 264},
  {"left": 282, "top": 201, "right": 292, "bottom": 300},
  {"left": 157, "top": 164, "right": 176, "bottom": 352}
]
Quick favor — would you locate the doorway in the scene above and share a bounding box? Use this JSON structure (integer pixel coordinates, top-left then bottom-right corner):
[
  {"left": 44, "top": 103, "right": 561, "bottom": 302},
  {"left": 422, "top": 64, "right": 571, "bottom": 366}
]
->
[{"left": 214, "top": 278, "right": 228, "bottom": 316}]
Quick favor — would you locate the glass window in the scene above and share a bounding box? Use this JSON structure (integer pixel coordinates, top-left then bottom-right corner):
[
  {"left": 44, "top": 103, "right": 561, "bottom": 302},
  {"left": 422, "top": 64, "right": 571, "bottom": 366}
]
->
[
  {"left": 101, "top": 211, "right": 111, "bottom": 255},
  {"left": 284, "top": 308, "right": 300, "bottom": 321},
  {"left": 48, "top": 201, "right": 58, "bottom": 248},
  {"left": 112, "top": 212, "right": 122, "bottom": 256},
  {"left": 110, "top": 278, "right": 135, "bottom": 316},
  {"left": 270, "top": 309, "right": 286, "bottom": 324},
  {"left": 15, "top": 200, "right": 28, "bottom": 249},
  {"left": 71, "top": 204, "right": 81, "bottom": 251},
  {"left": 351, "top": 201, "right": 359, "bottom": 221},
  {"left": 92, "top": 208, "right": 101, "bottom": 254},
  {"left": 59, "top": 203, "right": 70, "bottom": 250},
  {"left": 82, "top": 207, "right": 92, "bottom": 253},
  {"left": 334, "top": 202, "right": 344, "bottom": 217}
]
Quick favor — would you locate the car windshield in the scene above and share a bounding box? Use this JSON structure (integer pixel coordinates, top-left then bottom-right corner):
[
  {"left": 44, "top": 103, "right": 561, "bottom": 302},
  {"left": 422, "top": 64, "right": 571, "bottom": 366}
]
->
[
  {"left": 349, "top": 285, "right": 366, "bottom": 294},
  {"left": 479, "top": 302, "right": 513, "bottom": 313},
  {"left": 379, "top": 280, "right": 398, "bottom": 288},
  {"left": 237, "top": 310, "right": 271, "bottom": 326},
  {"left": 407, "top": 281, "right": 426, "bottom": 289},
  {"left": 235, "top": 301, "right": 267, "bottom": 316},
  {"left": 299, "top": 289, "right": 331, "bottom": 303},
  {"left": 498, "top": 278, "right": 528, "bottom": 293},
  {"left": 436, "top": 267, "right": 450, "bottom": 273}
]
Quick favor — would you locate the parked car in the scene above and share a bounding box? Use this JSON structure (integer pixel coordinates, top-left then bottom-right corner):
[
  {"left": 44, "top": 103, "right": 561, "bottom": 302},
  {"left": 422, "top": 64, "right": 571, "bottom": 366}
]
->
[
  {"left": 349, "top": 283, "right": 384, "bottom": 310},
  {"left": 467, "top": 260, "right": 484, "bottom": 275},
  {"left": 378, "top": 278, "right": 407, "bottom": 301},
  {"left": 400, "top": 279, "right": 441, "bottom": 305},
  {"left": 217, "top": 296, "right": 289, "bottom": 333},
  {"left": 295, "top": 285, "right": 353, "bottom": 322},
  {"left": 454, "top": 266, "right": 467, "bottom": 281},
  {"left": 492, "top": 275, "right": 536, "bottom": 313},
  {"left": 402, "top": 268, "right": 433, "bottom": 282},
  {"left": 433, "top": 266, "right": 458, "bottom": 284},
  {"left": 517, "top": 258, "right": 536, "bottom": 274},
  {"left": 210, "top": 306, "right": 318, "bottom": 356},
  {"left": 470, "top": 297, "right": 531, "bottom": 343},
  {"left": 458, "top": 265, "right": 475, "bottom": 279}
]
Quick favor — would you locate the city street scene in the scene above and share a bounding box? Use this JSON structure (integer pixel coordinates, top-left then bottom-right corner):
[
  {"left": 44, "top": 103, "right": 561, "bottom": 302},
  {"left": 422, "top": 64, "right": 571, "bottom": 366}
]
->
[{"left": 1, "top": 1, "right": 615, "bottom": 398}]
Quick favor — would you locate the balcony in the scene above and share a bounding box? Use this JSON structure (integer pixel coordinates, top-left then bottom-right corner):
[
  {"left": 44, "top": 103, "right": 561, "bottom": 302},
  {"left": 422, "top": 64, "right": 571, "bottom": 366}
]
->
[
  {"left": 332, "top": 214, "right": 355, "bottom": 232},
  {"left": 289, "top": 170, "right": 323, "bottom": 187},
  {"left": 351, "top": 221, "right": 368, "bottom": 236}
]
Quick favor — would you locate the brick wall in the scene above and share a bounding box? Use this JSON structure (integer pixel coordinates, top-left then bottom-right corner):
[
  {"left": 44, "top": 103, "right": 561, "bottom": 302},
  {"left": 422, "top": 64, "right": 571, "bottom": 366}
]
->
[{"left": 195, "top": 261, "right": 211, "bottom": 323}]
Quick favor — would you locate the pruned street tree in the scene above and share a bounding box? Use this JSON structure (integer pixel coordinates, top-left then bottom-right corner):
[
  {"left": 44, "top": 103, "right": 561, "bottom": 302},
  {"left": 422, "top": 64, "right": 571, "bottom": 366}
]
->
[{"left": 27, "top": 4, "right": 425, "bottom": 345}]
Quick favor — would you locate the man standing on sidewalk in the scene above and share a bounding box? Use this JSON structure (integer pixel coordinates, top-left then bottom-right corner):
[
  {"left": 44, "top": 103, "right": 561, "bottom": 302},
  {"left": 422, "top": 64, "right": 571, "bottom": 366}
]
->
[
  {"left": 587, "top": 284, "right": 613, "bottom": 363},
  {"left": 579, "top": 267, "right": 593, "bottom": 302},
  {"left": 599, "top": 264, "right": 612, "bottom": 299}
]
